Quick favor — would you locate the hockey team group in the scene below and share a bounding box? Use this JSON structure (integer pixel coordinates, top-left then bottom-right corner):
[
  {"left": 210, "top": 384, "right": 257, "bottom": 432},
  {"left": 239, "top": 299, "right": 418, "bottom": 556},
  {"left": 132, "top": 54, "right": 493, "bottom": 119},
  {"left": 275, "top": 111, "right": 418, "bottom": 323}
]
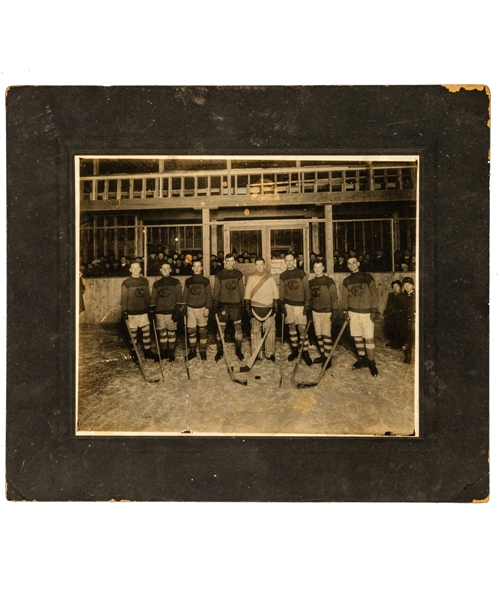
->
[{"left": 120, "top": 253, "right": 416, "bottom": 383}]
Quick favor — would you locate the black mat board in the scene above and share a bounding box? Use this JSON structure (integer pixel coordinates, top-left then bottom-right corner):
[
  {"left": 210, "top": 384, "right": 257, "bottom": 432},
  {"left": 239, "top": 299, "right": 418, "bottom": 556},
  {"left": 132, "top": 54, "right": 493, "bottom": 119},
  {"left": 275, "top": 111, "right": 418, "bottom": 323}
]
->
[{"left": 6, "top": 85, "right": 489, "bottom": 501}]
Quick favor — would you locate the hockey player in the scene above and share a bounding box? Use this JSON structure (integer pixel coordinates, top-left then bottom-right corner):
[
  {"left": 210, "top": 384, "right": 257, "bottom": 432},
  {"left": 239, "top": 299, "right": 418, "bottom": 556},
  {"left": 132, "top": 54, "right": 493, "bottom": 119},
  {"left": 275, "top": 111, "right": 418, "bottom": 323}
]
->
[
  {"left": 279, "top": 253, "right": 313, "bottom": 366},
  {"left": 340, "top": 257, "right": 379, "bottom": 377},
  {"left": 244, "top": 257, "right": 279, "bottom": 361},
  {"left": 150, "top": 262, "right": 183, "bottom": 362},
  {"left": 182, "top": 259, "right": 212, "bottom": 361},
  {"left": 309, "top": 260, "right": 339, "bottom": 368},
  {"left": 213, "top": 253, "right": 245, "bottom": 361},
  {"left": 121, "top": 261, "right": 158, "bottom": 362}
]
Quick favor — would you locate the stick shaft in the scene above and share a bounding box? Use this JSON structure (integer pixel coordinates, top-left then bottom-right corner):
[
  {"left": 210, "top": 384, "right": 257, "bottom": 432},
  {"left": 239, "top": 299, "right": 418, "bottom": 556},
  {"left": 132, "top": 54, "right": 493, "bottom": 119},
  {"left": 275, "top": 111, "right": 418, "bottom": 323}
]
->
[
  {"left": 152, "top": 317, "right": 165, "bottom": 380},
  {"left": 183, "top": 314, "right": 191, "bottom": 379},
  {"left": 125, "top": 318, "right": 151, "bottom": 382}
]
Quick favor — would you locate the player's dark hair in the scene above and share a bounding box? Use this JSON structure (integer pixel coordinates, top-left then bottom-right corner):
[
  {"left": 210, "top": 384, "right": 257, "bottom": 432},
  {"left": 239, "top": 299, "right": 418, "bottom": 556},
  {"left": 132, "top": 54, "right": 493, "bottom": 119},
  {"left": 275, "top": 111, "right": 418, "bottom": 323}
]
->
[{"left": 255, "top": 256, "right": 265, "bottom": 264}]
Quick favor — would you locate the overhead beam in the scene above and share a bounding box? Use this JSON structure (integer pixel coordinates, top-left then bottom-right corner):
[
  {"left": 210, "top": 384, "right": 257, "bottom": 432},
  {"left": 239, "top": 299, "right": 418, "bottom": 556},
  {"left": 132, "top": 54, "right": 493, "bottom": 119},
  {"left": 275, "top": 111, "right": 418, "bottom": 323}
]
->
[{"left": 80, "top": 189, "right": 416, "bottom": 212}]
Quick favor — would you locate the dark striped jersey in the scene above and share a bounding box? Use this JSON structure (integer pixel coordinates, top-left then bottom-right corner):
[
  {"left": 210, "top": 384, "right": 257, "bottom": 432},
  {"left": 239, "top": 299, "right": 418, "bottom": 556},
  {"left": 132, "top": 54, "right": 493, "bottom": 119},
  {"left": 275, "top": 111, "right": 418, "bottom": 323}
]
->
[
  {"left": 341, "top": 271, "right": 378, "bottom": 313},
  {"left": 309, "top": 275, "right": 339, "bottom": 313},
  {"left": 279, "top": 268, "right": 311, "bottom": 306},
  {"left": 121, "top": 276, "right": 150, "bottom": 314},
  {"left": 183, "top": 274, "right": 213, "bottom": 309},
  {"left": 213, "top": 268, "right": 245, "bottom": 304},
  {"left": 151, "top": 276, "right": 183, "bottom": 314}
]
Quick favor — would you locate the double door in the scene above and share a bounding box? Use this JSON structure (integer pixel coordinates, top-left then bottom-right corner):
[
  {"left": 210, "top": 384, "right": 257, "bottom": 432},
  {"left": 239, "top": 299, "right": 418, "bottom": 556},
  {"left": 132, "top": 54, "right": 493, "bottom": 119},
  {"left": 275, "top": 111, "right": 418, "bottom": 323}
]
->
[{"left": 223, "top": 220, "right": 310, "bottom": 275}]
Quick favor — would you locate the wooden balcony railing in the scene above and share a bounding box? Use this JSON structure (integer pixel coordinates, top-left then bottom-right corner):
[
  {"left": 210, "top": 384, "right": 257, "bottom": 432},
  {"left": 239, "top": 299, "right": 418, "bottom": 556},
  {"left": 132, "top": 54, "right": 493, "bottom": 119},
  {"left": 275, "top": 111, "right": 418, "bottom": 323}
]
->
[{"left": 80, "top": 164, "right": 417, "bottom": 204}]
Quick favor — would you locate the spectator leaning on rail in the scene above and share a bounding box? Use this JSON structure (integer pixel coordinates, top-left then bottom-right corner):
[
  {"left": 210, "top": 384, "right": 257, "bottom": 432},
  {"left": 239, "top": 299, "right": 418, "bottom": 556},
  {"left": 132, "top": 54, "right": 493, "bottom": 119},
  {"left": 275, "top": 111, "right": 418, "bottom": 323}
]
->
[
  {"left": 150, "top": 262, "right": 184, "bottom": 362},
  {"left": 340, "top": 256, "right": 379, "bottom": 378},
  {"left": 182, "top": 259, "right": 212, "bottom": 361},
  {"left": 121, "top": 261, "right": 159, "bottom": 362},
  {"left": 279, "top": 252, "right": 313, "bottom": 366},
  {"left": 244, "top": 257, "right": 279, "bottom": 362},
  {"left": 213, "top": 253, "right": 246, "bottom": 362}
]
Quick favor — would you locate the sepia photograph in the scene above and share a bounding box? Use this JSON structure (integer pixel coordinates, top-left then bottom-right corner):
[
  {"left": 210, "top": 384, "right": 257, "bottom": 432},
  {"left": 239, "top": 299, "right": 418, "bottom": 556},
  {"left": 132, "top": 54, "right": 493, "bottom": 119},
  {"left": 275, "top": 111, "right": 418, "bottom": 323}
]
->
[
  {"left": 77, "top": 155, "right": 418, "bottom": 437},
  {"left": 6, "top": 83, "right": 488, "bottom": 503}
]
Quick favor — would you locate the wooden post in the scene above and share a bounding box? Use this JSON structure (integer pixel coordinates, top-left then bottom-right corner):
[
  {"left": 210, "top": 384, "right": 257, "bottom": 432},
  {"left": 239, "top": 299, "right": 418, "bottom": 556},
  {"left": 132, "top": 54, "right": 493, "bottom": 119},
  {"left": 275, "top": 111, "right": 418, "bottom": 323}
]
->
[
  {"left": 368, "top": 162, "right": 375, "bottom": 191},
  {"left": 103, "top": 217, "right": 108, "bottom": 257},
  {"left": 211, "top": 224, "right": 218, "bottom": 257},
  {"left": 134, "top": 215, "right": 139, "bottom": 257},
  {"left": 114, "top": 217, "right": 118, "bottom": 258},
  {"left": 143, "top": 226, "right": 148, "bottom": 274},
  {"left": 202, "top": 209, "right": 211, "bottom": 267},
  {"left": 91, "top": 216, "right": 96, "bottom": 260},
  {"left": 311, "top": 219, "right": 319, "bottom": 254},
  {"left": 325, "top": 205, "right": 334, "bottom": 274}
]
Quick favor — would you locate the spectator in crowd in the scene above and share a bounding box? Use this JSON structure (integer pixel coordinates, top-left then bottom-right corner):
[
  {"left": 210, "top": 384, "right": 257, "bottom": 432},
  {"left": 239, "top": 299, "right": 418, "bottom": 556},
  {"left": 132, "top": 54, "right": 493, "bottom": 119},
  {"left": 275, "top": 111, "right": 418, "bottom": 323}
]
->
[
  {"left": 334, "top": 256, "right": 348, "bottom": 272},
  {"left": 394, "top": 250, "right": 403, "bottom": 271},
  {"left": 400, "top": 276, "right": 416, "bottom": 364},
  {"left": 181, "top": 254, "right": 193, "bottom": 275},
  {"left": 117, "top": 257, "right": 130, "bottom": 277},
  {"left": 384, "top": 280, "right": 403, "bottom": 348},
  {"left": 360, "top": 253, "right": 373, "bottom": 272},
  {"left": 375, "top": 248, "right": 391, "bottom": 271}
]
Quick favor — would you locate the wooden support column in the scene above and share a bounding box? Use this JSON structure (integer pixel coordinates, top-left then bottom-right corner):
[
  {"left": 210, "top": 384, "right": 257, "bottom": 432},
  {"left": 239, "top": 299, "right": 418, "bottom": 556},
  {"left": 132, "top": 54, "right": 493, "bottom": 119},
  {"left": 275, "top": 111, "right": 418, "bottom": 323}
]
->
[
  {"left": 325, "top": 204, "right": 334, "bottom": 274},
  {"left": 368, "top": 161, "right": 375, "bottom": 191},
  {"left": 311, "top": 219, "right": 320, "bottom": 254},
  {"left": 91, "top": 159, "right": 99, "bottom": 201},
  {"left": 211, "top": 225, "right": 218, "bottom": 256},
  {"left": 202, "top": 208, "right": 211, "bottom": 267}
]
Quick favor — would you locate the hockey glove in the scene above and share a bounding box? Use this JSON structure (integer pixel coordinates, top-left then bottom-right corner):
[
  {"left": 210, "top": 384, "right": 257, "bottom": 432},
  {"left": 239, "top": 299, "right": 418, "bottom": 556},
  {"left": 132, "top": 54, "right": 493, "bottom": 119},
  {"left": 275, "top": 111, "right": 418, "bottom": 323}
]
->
[
  {"left": 370, "top": 309, "right": 378, "bottom": 322},
  {"left": 331, "top": 309, "right": 340, "bottom": 323}
]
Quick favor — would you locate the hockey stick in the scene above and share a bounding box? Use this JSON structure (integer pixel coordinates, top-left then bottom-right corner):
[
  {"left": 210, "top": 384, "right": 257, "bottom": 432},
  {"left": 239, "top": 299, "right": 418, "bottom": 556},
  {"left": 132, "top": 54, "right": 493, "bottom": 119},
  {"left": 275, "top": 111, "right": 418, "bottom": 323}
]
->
[
  {"left": 232, "top": 314, "right": 276, "bottom": 373},
  {"left": 151, "top": 317, "right": 164, "bottom": 381},
  {"left": 278, "top": 352, "right": 283, "bottom": 387},
  {"left": 281, "top": 310, "right": 285, "bottom": 345},
  {"left": 295, "top": 318, "right": 349, "bottom": 388},
  {"left": 215, "top": 313, "right": 247, "bottom": 385},
  {"left": 290, "top": 318, "right": 312, "bottom": 387},
  {"left": 183, "top": 314, "right": 191, "bottom": 380},
  {"left": 125, "top": 318, "right": 161, "bottom": 384}
]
